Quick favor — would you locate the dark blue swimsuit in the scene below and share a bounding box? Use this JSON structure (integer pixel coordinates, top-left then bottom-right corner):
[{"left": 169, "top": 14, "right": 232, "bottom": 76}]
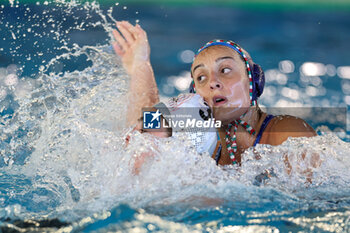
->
[{"left": 214, "top": 115, "right": 275, "bottom": 165}]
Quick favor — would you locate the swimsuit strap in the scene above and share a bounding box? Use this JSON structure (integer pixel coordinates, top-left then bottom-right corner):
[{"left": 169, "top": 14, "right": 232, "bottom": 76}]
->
[{"left": 253, "top": 114, "right": 274, "bottom": 146}]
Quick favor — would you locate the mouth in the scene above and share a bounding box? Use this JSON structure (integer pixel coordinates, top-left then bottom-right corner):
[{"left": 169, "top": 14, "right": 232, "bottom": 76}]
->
[{"left": 212, "top": 96, "right": 227, "bottom": 106}]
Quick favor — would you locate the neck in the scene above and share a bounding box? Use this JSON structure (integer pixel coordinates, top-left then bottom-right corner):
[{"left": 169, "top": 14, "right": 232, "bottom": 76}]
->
[
  {"left": 226, "top": 105, "right": 264, "bottom": 146},
  {"left": 218, "top": 104, "right": 264, "bottom": 165},
  {"left": 240, "top": 104, "right": 262, "bottom": 130},
  {"left": 222, "top": 105, "right": 261, "bottom": 128}
]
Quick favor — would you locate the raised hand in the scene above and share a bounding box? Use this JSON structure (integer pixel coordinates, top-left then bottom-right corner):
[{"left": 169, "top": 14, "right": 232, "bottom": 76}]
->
[
  {"left": 112, "top": 21, "right": 150, "bottom": 75},
  {"left": 112, "top": 21, "right": 159, "bottom": 125}
]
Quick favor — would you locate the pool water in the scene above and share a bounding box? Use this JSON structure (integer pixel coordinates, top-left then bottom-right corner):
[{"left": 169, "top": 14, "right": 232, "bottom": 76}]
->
[{"left": 0, "top": 1, "right": 350, "bottom": 232}]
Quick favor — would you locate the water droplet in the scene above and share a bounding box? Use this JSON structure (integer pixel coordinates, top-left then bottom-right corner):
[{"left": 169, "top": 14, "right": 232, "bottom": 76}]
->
[
  {"left": 10, "top": 31, "right": 16, "bottom": 40},
  {"left": 123, "top": 6, "right": 127, "bottom": 10}
]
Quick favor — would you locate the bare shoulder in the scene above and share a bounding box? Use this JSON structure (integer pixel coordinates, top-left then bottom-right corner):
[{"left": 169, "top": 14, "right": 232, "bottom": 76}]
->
[{"left": 261, "top": 115, "right": 316, "bottom": 146}]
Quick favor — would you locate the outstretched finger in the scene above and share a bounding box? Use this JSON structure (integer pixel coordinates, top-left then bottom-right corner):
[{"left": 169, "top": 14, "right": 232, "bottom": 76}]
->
[
  {"left": 112, "top": 27, "right": 128, "bottom": 51},
  {"left": 112, "top": 41, "right": 124, "bottom": 57},
  {"left": 117, "top": 21, "right": 135, "bottom": 45},
  {"left": 121, "top": 21, "right": 138, "bottom": 38},
  {"left": 135, "top": 24, "right": 147, "bottom": 38}
]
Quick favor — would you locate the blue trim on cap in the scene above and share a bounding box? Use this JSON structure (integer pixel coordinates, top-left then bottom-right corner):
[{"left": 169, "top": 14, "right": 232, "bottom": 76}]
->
[{"left": 197, "top": 41, "right": 243, "bottom": 57}]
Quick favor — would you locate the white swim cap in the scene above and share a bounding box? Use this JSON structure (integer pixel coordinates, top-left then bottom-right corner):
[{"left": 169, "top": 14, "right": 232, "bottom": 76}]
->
[{"left": 154, "top": 93, "right": 218, "bottom": 156}]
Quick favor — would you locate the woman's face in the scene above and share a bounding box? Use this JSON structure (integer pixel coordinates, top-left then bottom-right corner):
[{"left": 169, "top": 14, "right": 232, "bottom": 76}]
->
[{"left": 191, "top": 46, "right": 250, "bottom": 124}]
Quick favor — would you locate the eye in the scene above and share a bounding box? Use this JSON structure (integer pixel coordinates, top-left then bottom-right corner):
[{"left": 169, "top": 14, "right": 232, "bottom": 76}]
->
[
  {"left": 221, "top": 67, "right": 231, "bottom": 74},
  {"left": 196, "top": 75, "right": 206, "bottom": 82}
]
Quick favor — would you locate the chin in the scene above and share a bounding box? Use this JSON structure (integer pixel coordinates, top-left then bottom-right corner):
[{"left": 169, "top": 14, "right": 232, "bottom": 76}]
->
[{"left": 213, "top": 107, "right": 248, "bottom": 125}]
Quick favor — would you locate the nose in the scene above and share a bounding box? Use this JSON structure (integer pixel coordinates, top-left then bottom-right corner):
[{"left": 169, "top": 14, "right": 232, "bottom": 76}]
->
[{"left": 209, "top": 74, "right": 223, "bottom": 90}]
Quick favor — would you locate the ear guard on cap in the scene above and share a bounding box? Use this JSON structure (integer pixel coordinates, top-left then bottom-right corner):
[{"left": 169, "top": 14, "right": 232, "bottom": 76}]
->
[{"left": 250, "top": 63, "right": 265, "bottom": 101}]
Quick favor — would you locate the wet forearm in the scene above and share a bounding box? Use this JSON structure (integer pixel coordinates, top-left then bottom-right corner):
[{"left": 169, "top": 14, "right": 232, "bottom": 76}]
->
[{"left": 127, "top": 61, "right": 159, "bottom": 125}]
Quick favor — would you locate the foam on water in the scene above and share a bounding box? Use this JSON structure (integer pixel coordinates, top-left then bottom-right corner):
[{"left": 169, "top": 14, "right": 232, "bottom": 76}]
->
[{"left": 1, "top": 0, "right": 350, "bottom": 231}]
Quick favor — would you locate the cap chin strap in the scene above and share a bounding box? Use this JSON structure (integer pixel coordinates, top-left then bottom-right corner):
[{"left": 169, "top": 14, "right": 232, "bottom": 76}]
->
[{"left": 225, "top": 112, "right": 256, "bottom": 164}]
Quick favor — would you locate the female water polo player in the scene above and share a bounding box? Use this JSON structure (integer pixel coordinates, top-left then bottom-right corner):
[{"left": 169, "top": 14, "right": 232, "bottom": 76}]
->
[{"left": 112, "top": 21, "right": 318, "bottom": 171}]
